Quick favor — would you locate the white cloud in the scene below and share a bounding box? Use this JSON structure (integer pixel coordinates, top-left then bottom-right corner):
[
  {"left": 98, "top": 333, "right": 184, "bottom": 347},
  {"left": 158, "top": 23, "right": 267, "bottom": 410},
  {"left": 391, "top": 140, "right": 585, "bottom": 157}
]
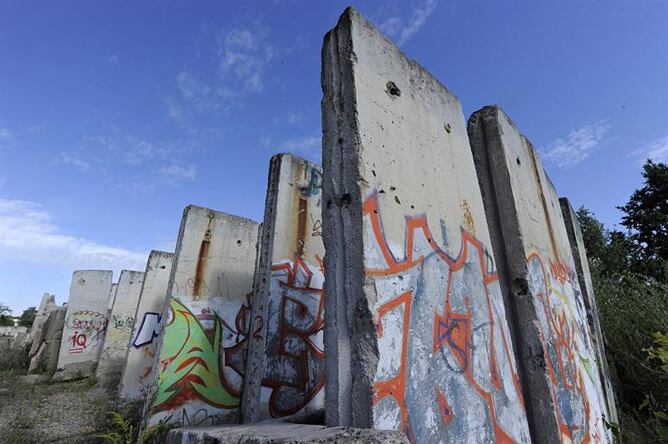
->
[
  {"left": 0, "top": 198, "right": 147, "bottom": 272},
  {"left": 379, "top": 0, "right": 438, "bottom": 45},
  {"left": 160, "top": 163, "right": 197, "bottom": 182},
  {"left": 108, "top": 54, "right": 119, "bottom": 64},
  {"left": 280, "top": 135, "right": 321, "bottom": 157},
  {"left": 632, "top": 135, "right": 668, "bottom": 164},
  {"left": 542, "top": 120, "right": 611, "bottom": 168}
]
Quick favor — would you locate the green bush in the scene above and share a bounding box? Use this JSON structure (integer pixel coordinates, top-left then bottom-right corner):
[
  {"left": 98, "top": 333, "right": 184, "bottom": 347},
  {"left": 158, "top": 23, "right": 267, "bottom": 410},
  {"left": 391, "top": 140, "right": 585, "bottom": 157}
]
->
[
  {"left": 0, "top": 343, "right": 30, "bottom": 372},
  {"left": 594, "top": 271, "right": 668, "bottom": 442}
]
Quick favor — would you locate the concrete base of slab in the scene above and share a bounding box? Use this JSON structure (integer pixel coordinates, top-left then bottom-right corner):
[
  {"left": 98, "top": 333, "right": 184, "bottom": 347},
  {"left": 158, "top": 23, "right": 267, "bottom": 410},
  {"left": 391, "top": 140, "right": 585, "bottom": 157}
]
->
[
  {"left": 51, "top": 361, "right": 97, "bottom": 382},
  {"left": 167, "top": 423, "right": 408, "bottom": 444},
  {"left": 20, "top": 374, "right": 51, "bottom": 385}
]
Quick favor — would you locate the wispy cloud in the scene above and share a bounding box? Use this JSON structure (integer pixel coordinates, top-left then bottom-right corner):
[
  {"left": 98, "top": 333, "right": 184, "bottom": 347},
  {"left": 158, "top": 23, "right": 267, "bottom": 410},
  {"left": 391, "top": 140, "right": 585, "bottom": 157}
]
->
[
  {"left": 542, "top": 120, "right": 611, "bottom": 168},
  {"left": 378, "top": 0, "right": 438, "bottom": 45},
  {"left": 280, "top": 135, "right": 321, "bottom": 160},
  {"left": 59, "top": 152, "right": 91, "bottom": 172},
  {"left": 0, "top": 198, "right": 147, "bottom": 272},
  {"left": 58, "top": 132, "right": 200, "bottom": 189},
  {"left": 0, "top": 127, "right": 12, "bottom": 148},
  {"left": 167, "top": 23, "right": 276, "bottom": 126},
  {"left": 631, "top": 135, "right": 668, "bottom": 164},
  {"left": 160, "top": 163, "right": 197, "bottom": 183},
  {"left": 215, "top": 26, "right": 275, "bottom": 94}
]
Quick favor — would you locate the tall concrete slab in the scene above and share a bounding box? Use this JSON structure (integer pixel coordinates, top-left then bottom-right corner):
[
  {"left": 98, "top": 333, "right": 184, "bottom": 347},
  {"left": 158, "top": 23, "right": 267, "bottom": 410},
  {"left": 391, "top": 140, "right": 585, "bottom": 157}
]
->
[
  {"left": 117, "top": 251, "right": 174, "bottom": 406},
  {"left": 242, "top": 154, "right": 325, "bottom": 423},
  {"left": 468, "top": 105, "right": 612, "bottom": 443},
  {"left": 560, "top": 198, "right": 618, "bottom": 426},
  {"left": 53, "top": 270, "right": 113, "bottom": 381},
  {"left": 321, "top": 9, "right": 530, "bottom": 442},
  {"left": 146, "top": 205, "right": 260, "bottom": 428},
  {"left": 97, "top": 269, "right": 146, "bottom": 386}
]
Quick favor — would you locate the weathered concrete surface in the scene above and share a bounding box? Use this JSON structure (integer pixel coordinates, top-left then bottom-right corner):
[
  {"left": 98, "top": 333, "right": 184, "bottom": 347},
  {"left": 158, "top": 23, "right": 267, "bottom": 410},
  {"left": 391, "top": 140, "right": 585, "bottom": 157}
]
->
[
  {"left": 321, "top": 8, "right": 530, "bottom": 442},
  {"left": 117, "top": 251, "right": 174, "bottom": 406},
  {"left": 108, "top": 283, "right": 119, "bottom": 313},
  {"left": 28, "top": 307, "right": 66, "bottom": 375},
  {"left": 468, "top": 105, "right": 612, "bottom": 443},
  {"left": 53, "top": 270, "right": 113, "bottom": 382},
  {"left": 146, "top": 205, "right": 260, "bottom": 428},
  {"left": 242, "top": 154, "right": 325, "bottom": 423},
  {"left": 168, "top": 417, "right": 407, "bottom": 444},
  {"left": 560, "top": 198, "right": 619, "bottom": 426},
  {"left": 28, "top": 293, "right": 58, "bottom": 356},
  {"left": 97, "top": 269, "right": 146, "bottom": 386}
]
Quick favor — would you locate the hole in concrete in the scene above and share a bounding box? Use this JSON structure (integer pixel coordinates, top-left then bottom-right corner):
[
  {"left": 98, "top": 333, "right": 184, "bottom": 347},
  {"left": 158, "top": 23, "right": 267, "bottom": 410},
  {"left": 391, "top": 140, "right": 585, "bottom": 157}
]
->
[
  {"left": 160, "top": 266, "right": 166, "bottom": 269},
  {"left": 516, "top": 157, "right": 521, "bottom": 165},
  {"left": 371, "top": 169, "right": 376, "bottom": 177},
  {"left": 386, "top": 81, "right": 401, "bottom": 97},
  {"left": 237, "top": 240, "right": 242, "bottom": 246},
  {"left": 379, "top": 189, "right": 385, "bottom": 194},
  {"left": 394, "top": 195, "right": 401, "bottom": 205},
  {"left": 390, "top": 186, "right": 396, "bottom": 191},
  {"left": 444, "top": 122, "right": 452, "bottom": 133},
  {"left": 78, "top": 278, "right": 86, "bottom": 286}
]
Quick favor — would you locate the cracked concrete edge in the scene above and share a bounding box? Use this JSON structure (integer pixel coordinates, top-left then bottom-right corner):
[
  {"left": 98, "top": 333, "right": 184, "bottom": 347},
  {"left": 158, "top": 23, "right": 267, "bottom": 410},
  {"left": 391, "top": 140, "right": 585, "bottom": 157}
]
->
[{"left": 321, "top": 7, "right": 377, "bottom": 428}]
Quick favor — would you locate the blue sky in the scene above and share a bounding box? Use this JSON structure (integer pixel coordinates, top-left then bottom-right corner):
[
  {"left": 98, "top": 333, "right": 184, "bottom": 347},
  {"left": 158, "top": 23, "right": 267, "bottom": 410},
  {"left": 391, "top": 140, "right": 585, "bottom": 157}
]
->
[{"left": 1, "top": 0, "right": 667, "bottom": 314}]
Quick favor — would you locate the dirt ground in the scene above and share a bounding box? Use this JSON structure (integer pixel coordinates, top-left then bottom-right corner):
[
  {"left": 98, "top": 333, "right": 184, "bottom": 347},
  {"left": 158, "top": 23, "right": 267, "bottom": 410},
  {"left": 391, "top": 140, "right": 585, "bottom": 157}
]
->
[{"left": 0, "top": 370, "right": 114, "bottom": 443}]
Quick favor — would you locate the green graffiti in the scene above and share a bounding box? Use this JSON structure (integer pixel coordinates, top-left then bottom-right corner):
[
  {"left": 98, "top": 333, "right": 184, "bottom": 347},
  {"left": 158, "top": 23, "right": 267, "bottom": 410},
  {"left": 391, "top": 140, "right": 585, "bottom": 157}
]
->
[{"left": 151, "top": 299, "right": 239, "bottom": 412}]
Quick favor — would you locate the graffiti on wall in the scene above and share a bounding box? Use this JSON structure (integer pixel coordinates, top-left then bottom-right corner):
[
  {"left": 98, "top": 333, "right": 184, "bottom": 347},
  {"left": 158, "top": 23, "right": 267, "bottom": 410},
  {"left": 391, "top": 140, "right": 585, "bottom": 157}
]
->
[
  {"left": 133, "top": 312, "right": 162, "bottom": 348},
  {"left": 363, "top": 191, "right": 531, "bottom": 443},
  {"left": 261, "top": 254, "right": 325, "bottom": 417},
  {"left": 66, "top": 310, "right": 108, "bottom": 354},
  {"left": 527, "top": 253, "right": 607, "bottom": 443},
  {"left": 149, "top": 296, "right": 252, "bottom": 424}
]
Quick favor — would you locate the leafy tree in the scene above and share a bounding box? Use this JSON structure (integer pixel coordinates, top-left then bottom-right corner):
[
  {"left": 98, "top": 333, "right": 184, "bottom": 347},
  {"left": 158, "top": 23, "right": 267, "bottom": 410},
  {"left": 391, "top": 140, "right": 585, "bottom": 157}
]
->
[
  {"left": 576, "top": 207, "right": 632, "bottom": 275},
  {"left": 619, "top": 160, "right": 668, "bottom": 281},
  {"left": 0, "top": 304, "right": 14, "bottom": 326},
  {"left": 18, "top": 307, "right": 37, "bottom": 328}
]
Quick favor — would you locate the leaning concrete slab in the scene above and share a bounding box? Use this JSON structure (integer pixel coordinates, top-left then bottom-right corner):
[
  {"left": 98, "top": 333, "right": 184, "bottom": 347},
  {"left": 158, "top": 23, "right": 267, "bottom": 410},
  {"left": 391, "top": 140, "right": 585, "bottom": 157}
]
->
[
  {"left": 242, "top": 154, "right": 325, "bottom": 423},
  {"left": 53, "top": 270, "right": 113, "bottom": 381},
  {"left": 117, "top": 251, "right": 174, "bottom": 406},
  {"left": 321, "top": 8, "right": 530, "bottom": 442},
  {"left": 145, "top": 205, "right": 260, "bottom": 428},
  {"left": 468, "top": 105, "right": 612, "bottom": 442},
  {"left": 28, "top": 293, "right": 57, "bottom": 357},
  {"left": 96, "top": 269, "right": 146, "bottom": 386},
  {"left": 29, "top": 307, "right": 66, "bottom": 375},
  {"left": 560, "top": 198, "right": 619, "bottom": 426}
]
